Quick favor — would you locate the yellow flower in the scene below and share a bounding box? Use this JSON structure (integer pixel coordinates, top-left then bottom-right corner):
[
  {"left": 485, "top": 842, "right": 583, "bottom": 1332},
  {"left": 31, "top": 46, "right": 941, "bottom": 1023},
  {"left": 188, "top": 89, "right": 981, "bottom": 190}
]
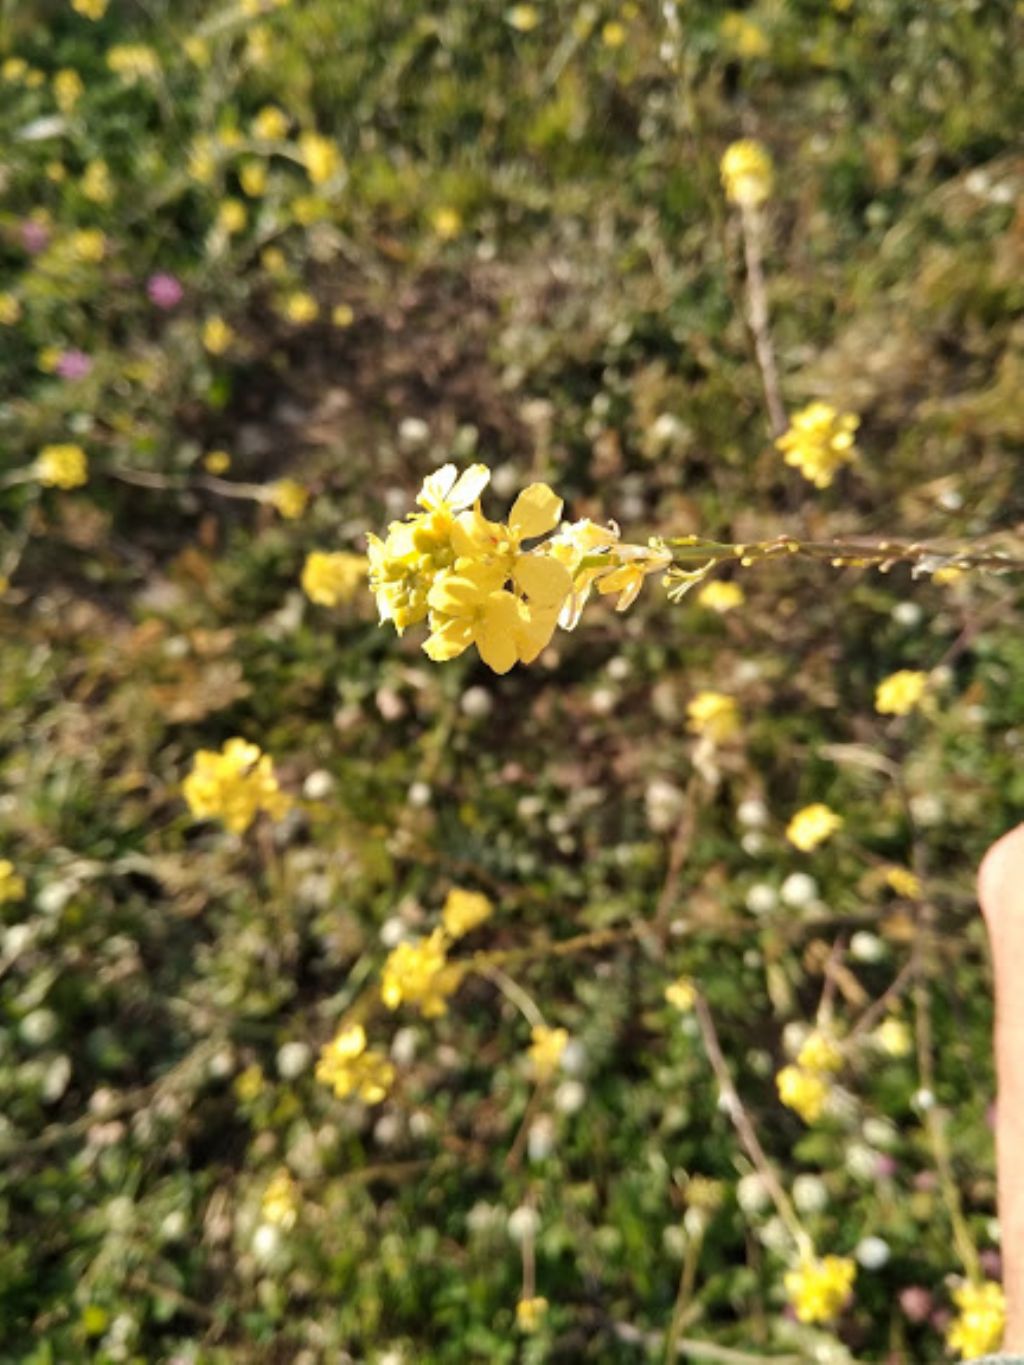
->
[
  {"left": 442, "top": 888, "right": 493, "bottom": 939},
  {"left": 204, "top": 450, "right": 231, "bottom": 475},
  {"left": 0, "top": 860, "right": 27, "bottom": 904},
  {"left": 528, "top": 1025, "right": 569, "bottom": 1081},
  {"left": 239, "top": 161, "right": 268, "bottom": 197},
  {"left": 697, "top": 580, "right": 745, "bottom": 613},
  {"left": 331, "top": 303, "right": 355, "bottom": 327},
  {"left": 947, "top": 1280, "right": 1006, "bottom": 1360},
  {"left": 665, "top": 977, "right": 696, "bottom": 1012},
  {"left": 189, "top": 138, "right": 217, "bottom": 185},
  {"left": 202, "top": 316, "right": 234, "bottom": 355},
  {"left": 516, "top": 1297, "right": 548, "bottom": 1332},
  {"left": 182, "top": 737, "right": 290, "bottom": 835},
  {"left": 54, "top": 68, "right": 84, "bottom": 111},
  {"left": 2, "top": 58, "right": 28, "bottom": 80},
  {"left": 933, "top": 565, "right": 964, "bottom": 586},
  {"left": 885, "top": 866, "right": 921, "bottom": 899},
  {"left": 292, "top": 194, "right": 329, "bottom": 225},
  {"left": 301, "top": 551, "right": 367, "bottom": 607},
  {"left": 874, "top": 1017, "right": 912, "bottom": 1058},
  {"left": 107, "top": 44, "right": 160, "bottom": 80},
  {"left": 69, "top": 229, "right": 106, "bottom": 263},
  {"left": 507, "top": 5, "right": 540, "bottom": 31},
  {"left": 253, "top": 106, "right": 289, "bottom": 141},
  {"left": 184, "top": 36, "right": 210, "bottom": 66},
  {"left": 796, "top": 1031, "right": 843, "bottom": 1075},
  {"left": 381, "top": 929, "right": 461, "bottom": 1017},
  {"left": 592, "top": 539, "right": 672, "bottom": 613},
  {"left": 71, "top": 0, "right": 108, "bottom": 17},
  {"left": 267, "top": 479, "right": 309, "bottom": 520},
  {"left": 786, "top": 803, "right": 842, "bottom": 852},
  {"left": 425, "top": 563, "right": 566, "bottom": 675},
  {"left": 38, "top": 346, "right": 62, "bottom": 374},
  {"left": 261, "top": 246, "right": 288, "bottom": 276},
  {"left": 875, "top": 669, "right": 928, "bottom": 717},
  {"left": 0, "top": 293, "right": 22, "bottom": 325},
  {"left": 36, "top": 444, "right": 88, "bottom": 489},
  {"left": 216, "top": 199, "right": 248, "bottom": 235},
  {"left": 280, "top": 291, "right": 318, "bottom": 324},
  {"left": 234, "top": 1063, "right": 265, "bottom": 1102},
  {"left": 776, "top": 402, "right": 859, "bottom": 489},
  {"left": 261, "top": 1169, "right": 299, "bottom": 1229},
  {"left": 776, "top": 1065, "right": 830, "bottom": 1123},
  {"left": 430, "top": 206, "right": 462, "bottom": 240},
  {"left": 687, "top": 691, "right": 740, "bottom": 743},
  {"left": 720, "top": 12, "right": 770, "bottom": 59},
  {"left": 299, "top": 132, "right": 342, "bottom": 186},
  {"left": 82, "top": 160, "right": 113, "bottom": 204},
  {"left": 316, "top": 1023, "right": 395, "bottom": 1103},
  {"left": 784, "top": 1256, "right": 856, "bottom": 1324},
  {"left": 720, "top": 139, "right": 774, "bottom": 207},
  {"left": 602, "top": 20, "right": 627, "bottom": 47}
]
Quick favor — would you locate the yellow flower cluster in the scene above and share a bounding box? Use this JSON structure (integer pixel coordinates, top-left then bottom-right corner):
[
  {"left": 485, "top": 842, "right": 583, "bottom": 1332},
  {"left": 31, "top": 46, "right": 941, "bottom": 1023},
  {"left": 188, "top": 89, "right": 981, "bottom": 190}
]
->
[
  {"left": 441, "top": 887, "right": 493, "bottom": 938},
  {"left": 261, "top": 1169, "right": 299, "bottom": 1229},
  {"left": 381, "top": 928, "right": 463, "bottom": 1017},
  {"left": 54, "top": 69, "right": 84, "bottom": 112},
  {"left": 299, "top": 132, "right": 342, "bottom": 186},
  {"left": 516, "top": 1296, "right": 548, "bottom": 1332},
  {"left": 874, "top": 1017, "right": 912, "bottom": 1058},
  {"left": 71, "top": 0, "right": 108, "bottom": 17},
  {"left": 0, "top": 293, "right": 21, "bottom": 325},
  {"left": 875, "top": 669, "right": 928, "bottom": 716},
  {"left": 0, "top": 860, "right": 26, "bottom": 904},
  {"left": 797, "top": 1030, "right": 843, "bottom": 1075},
  {"left": 786, "top": 803, "right": 842, "bottom": 852},
  {"left": 776, "top": 1064, "right": 830, "bottom": 1123},
  {"left": 946, "top": 1279, "right": 1006, "bottom": 1360},
  {"left": 366, "top": 463, "right": 670, "bottom": 674},
  {"left": 885, "top": 866, "right": 921, "bottom": 899},
  {"left": 687, "top": 691, "right": 740, "bottom": 743},
  {"left": 316, "top": 1024, "right": 395, "bottom": 1103},
  {"left": 720, "top": 139, "right": 774, "bottom": 207},
  {"left": 776, "top": 402, "right": 859, "bottom": 489},
  {"left": 182, "top": 738, "right": 290, "bottom": 835},
  {"left": 665, "top": 976, "right": 696, "bottom": 1012},
  {"left": 36, "top": 444, "right": 88, "bottom": 489},
  {"left": 697, "top": 580, "right": 745, "bottom": 613},
  {"left": 784, "top": 1255, "right": 856, "bottom": 1324},
  {"left": 267, "top": 479, "right": 309, "bottom": 520},
  {"left": 106, "top": 44, "right": 160, "bottom": 80},
  {"left": 202, "top": 316, "right": 234, "bottom": 355},
  {"left": 301, "top": 552, "right": 367, "bottom": 607},
  {"left": 528, "top": 1025, "right": 569, "bottom": 1081}
]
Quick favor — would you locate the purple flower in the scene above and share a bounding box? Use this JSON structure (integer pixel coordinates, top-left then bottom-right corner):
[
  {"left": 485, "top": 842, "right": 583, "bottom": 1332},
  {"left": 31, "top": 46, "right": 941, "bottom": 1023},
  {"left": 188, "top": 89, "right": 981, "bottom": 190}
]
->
[
  {"left": 899, "top": 1287, "right": 933, "bottom": 1323},
  {"left": 874, "top": 1153, "right": 898, "bottom": 1180},
  {"left": 147, "top": 272, "right": 183, "bottom": 309},
  {"left": 21, "top": 220, "right": 50, "bottom": 254},
  {"left": 55, "top": 349, "right": 93, "bottom": 380}
]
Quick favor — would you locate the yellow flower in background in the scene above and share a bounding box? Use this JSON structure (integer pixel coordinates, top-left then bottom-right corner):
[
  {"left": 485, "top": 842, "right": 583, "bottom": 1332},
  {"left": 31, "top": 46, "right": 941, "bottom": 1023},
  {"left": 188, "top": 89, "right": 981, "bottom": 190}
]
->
[
  {"left": 239, "top": 161, "right": 268, "bottom": 197},
  {"left": 947, "top": 1280, "right": 1005, "bottom": 1360},
  {"left": 687, "top": 691, "right": 740, "bottom": 743},
  {"left": 267, "top": 479, "right": 309, "bottom": 520},
  {"left": 776, "top": 402, "right": 859, "bottom": 489},
  {"left": 292, "top": 195, "right": 329, "bottom": 226},
  {"left": 784, "top": 1256, "right": 856, "bottom": 1324},
  {"left": 202, "top": 316, "right": 234, "bottom": 355},
  {"left": 299, "top": 132, "right": 342, "bottom": 185},
  {"left": 528, "top": 1025, "right": 569, "bottom": 1081},
  {"left": 720, "top": 12, "right": 770, "bottom": 59},
  {"left": 797, "top": 1031, "right": 843, "bottom": 1075},
  {"left": 874, "top": 1017, "right": 912, "bottom": 1058},
  {"left": 776, "top": 1064, "right": 830, "bottom": 1123},
  {"left": 234, "top": 1064, "right": 265, "bottom": 1102},
  {"left": 82, "top": 160, "right": 113, "bottom": 204},
  {"left": 54, "top": 69, "right": 84, "bottom": 111},
  {"left": 183, "top": 36, "right": 210, "bottom": 66},
  {"left": 875, "top": 669, "right": 928, "bottom": 716},
  {"left": 720, "top": 139, "right": 774, "bottom": 207},
  {"left": 203, "top": 450, "right": 231, "bottom": 475},
  {"left": 516, "top": 1297, "right": 548, "bottom": 1331},
  {"left": 885, "top": 866, "right": 921, "bottom": 899},
  {"left": 36, "top": 444, "right": 88, "bottom": 489},
  {"left": 442, "top": 887, "right": 493, "bottom": 938},
  {"left": 189, "top": 138, "right": 217, "bottom": 185},
  {"left": 0, "top": 293, "right": 22, "bottom": 325},
  {"left": 216, "top": 199, "right": 248, "bottom": 235},
  {"left": 0, "top": 860, "right": 27, "bottom": 904},
  {"left": 301, "top": 552, "right": 367, "bottom": 607},
  {"left": 665, "top": 977, "right": 696, "bottom": 1012},
  {"left": 71, "top": 0, "right": 108, "bottom": 17},
  {"left": 69, "top": 229, "right": 106, "bottom": 263},
  {"left": 316, "top": 1024, "right": 395, "bottom": 1102},
  {"left": 253, "top": 106, "right": 289, "bottom": 140},
  {"left": 182, "top": 737, "right": 290, "bottom": 835},
  {"left": 507, "top": 5, "right": 540, "bottom": 31},
  {"left": 261, "top": 246, "right": 288, "bottom": 276},
  {"left": 107, "top": 44, "right": 160, "bottom": 80},
  {"left": 280, "top": 291, "right": 319, "bottom": 324},
  {"left": 430, "top": 206, "right": 462, "bottom": 240},
  {"left": 602, "top": 20, "right": 627, "bottom": 47},
  {"left": 381, "top": 929, "right": 461, "bottom": 1017},
  {"left": 261, "top": 1169, "right": 299, "bottom": 1229},
  {"left": 331, "top": 303, "right": 355, "bottom": 327},
  {"left": 786, "top": 803, "right": 842, "bottom": 852},
  {"left": 697, "top": 580, "right": 745, "bottom": 613},
  {"left": 38, "top": 346, "right": 62, "bottom": 374},
  {"left": 3, "top": 58, "right": 28, "bottom": 80}
]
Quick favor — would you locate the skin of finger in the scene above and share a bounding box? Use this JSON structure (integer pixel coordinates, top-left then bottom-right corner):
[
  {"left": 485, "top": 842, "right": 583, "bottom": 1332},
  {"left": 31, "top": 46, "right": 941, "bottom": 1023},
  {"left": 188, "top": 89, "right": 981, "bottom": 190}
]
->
[{"left": 979, "top": 825, "right": 1024, "bottom": 1350}]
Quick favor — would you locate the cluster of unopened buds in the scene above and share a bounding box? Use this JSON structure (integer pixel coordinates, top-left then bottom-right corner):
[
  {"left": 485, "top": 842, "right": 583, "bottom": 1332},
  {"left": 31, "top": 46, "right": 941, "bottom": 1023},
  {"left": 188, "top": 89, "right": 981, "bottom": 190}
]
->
[{"left": 367, "top": 463, "right": 671, "bottom": 674}]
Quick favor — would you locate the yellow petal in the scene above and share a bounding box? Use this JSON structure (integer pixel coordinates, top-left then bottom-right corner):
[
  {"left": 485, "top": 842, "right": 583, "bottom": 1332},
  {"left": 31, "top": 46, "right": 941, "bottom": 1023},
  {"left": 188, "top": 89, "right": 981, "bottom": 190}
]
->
[
  {"left": 447, "top": 463, "right": 491, "bottom": 509},
  {"left": 508, "top": 483, "right": 563, "bottom": 539},
  {"left": 515, "top": 602, "right": 560, "bottom": 663},
  {"left": 424, "top": 617, "right": 474, "bottom": 661},
  {"left": 450, "top": 504, "right": 499, "bottom": 558},
  {"left": 416, "top": 463, "right": 457, "bottom": 509},
  {"left": 476, "top": 591, "right": 521, "bottom": 673},
  {"left": 427, "top": 573, "right": 486, "bottom": 615},
  {"left": 514, "top": 553, "right": 573, "bottom": 607}
]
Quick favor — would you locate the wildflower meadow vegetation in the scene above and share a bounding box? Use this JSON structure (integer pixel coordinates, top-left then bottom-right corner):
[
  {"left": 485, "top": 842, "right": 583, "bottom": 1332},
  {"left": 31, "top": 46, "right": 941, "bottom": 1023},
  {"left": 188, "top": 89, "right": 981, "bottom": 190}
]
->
[{"left": 1, "top": 0, "right": 1023, "bottom": 1360}]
